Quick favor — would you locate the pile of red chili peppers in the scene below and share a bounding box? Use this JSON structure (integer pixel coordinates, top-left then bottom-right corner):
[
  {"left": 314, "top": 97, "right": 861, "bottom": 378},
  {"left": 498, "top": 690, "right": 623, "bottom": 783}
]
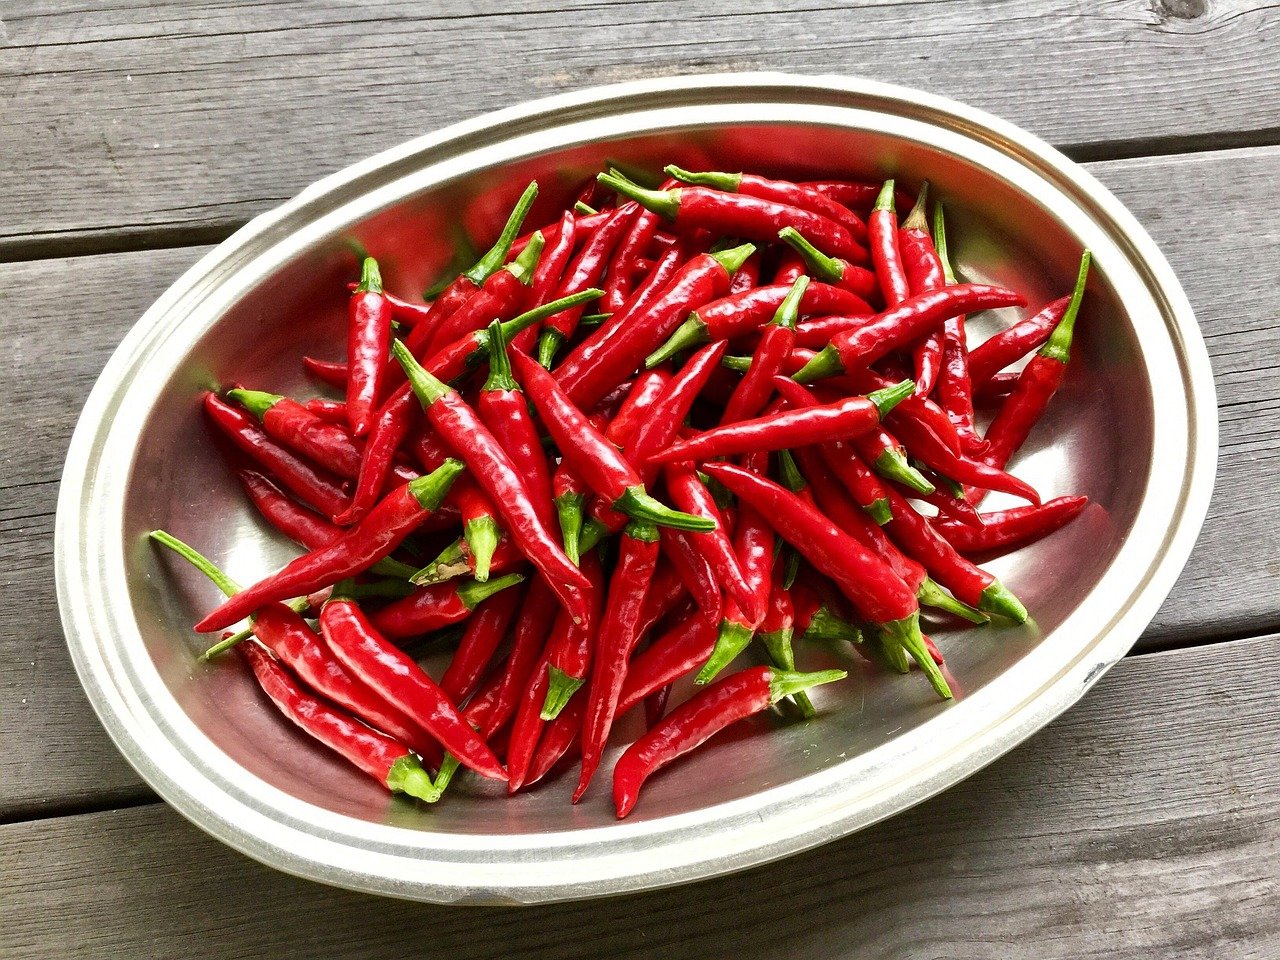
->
[{"left": 154, "top": 165, "right": 1093, "bottom": 818}]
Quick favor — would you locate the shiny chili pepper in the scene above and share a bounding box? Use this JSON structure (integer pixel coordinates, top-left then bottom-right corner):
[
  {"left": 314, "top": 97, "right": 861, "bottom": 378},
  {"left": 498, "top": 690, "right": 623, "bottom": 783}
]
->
[
  {"left": 966, "top": 295, "right": 1072, "bottom": 389},
  {"left": 625, "top": 341, "right": 728, "bottom": 485},
  {"left": 896, "top": 187, "right": 946, "bottom": 395},
  {"left": 478, "top": 320, "right": 555, "bottom": 531},
  {"left": 509, "top": 350, "right": 715, "bottom": 532},
  {"left": 574, "top": 520, "right": 661, "bottom": 800},
  {"left": 540, "top": 548, "right": 607, "bottom": 722},
  {"left": 537, "top": 203, "right": 640, "bottom": 366},
  {"left": 524, "top": 693, "right": 584, "bottom": 788},
  {"left": 554, "top": 244, "right": 755, "bottom": 409},
  {"left": 241, "top": 642, "right": 441, "bottom": 802},
  {"left": 890, "top": 413, "right": 1041, "bottom": 504},
  {"left": 319, "top": 593, "right": 507, "bottom": 781},
  {"left": 605, "top": 369, "right": 673, "bottom": 448},
  {"left": 793, "top": 283, "right": 1027, "bottom": 382},
  {"left": 303, "top": 356, "right": 348, "bottom": 388},
  {"left": 479, "top": 578, "right": 561, "bottom": 738},
  {"left": 933, "top": 496, "right": 1088, "bottom": 555},
  {"left": 425, "top": 232, "right": 543, "bottom": 356},
  {"left": 646, "top": 281, "right": 871, "bottom": 367},
  {"left": 849, "top": 364, "right": 966, "bottom": 457},
  {"left": 304, "top": 397, "right": 347, "bottom": 423},
  {"left": 852, "top": 424, "right": 935, "bottom": 495},
  {"left": 344, "top": 282, "right": 439, "bottom": 329},
  {"left": 869, "top": 179, "right": 911, "bottom": 308},
  {"left": 204, "top": 393, "right": 351, "bottom": 520},
  {"left": 666, "top": 165, "right": 869, "bottom": 242},
  {"left": 600, "top": 170, "right": 864, "bottom": 262},
  {"left": 531, "top": 210, "right": 578, "bottom": 308},
  {"left": 982, "top": 252, "right": 1092, "bottom": 477},
  {"left": 194, "top": 460, "right": 464, "bottom": 633},
  {"left": 633, "top": 560, "right": 688, "bottom": 639},
  {"left": 651, "top": 379, "right": 912, "bottom": 465},
  {"left": 975, "top": 371, "right": 1021, "bottom": 403},
  {"left": 775, "top": 227, "right": 878, "bottom": 300},
  {"left": 801, "top": 179, "right": 912, "bottom": 212},
  {"left": 510, "top": 207, "right": 609, "bottom": 258},
  {"left": 929, "top": 202, "right": 983, "bottom": 451},
  {"left": 756, "top": 571, "right": 814, "bottom": 718},
  {"left": 228, "top": 389, "right": 364, "bottom": 480},
  {"left": 393, "top": 342, "right": 595, "bottom": 626},
  {"left": 720, "top": 276, "right": 808, "bottom": 425},
  {"left": 771, "top": 248, "right": 805, "bottom": 287},
  {"left": 346, "top": 257, "right": 392, "bottom": 437},
  {"left": 622, "top": 613, "right": 719, "bottom": 716},
  {"left": 440, "top": 582, "right": 525, "bottom": 703},
  {"left": 661, "top": 527, "right": 726, "bottom": 622},
  {"left": 601, "top": 204, "right": 663, "bottom": 315},
  {"left": 612, "top": 665, "right": 845, "bottom": 818},
  {"left": 450, "top": 477, "right": 502, "bottom": 582},
  {"left": 908, "top": 470, "right": 984, "bottom": 528},
  {"left": 729, "top": 249, "right": 762, "bottom": 293}
]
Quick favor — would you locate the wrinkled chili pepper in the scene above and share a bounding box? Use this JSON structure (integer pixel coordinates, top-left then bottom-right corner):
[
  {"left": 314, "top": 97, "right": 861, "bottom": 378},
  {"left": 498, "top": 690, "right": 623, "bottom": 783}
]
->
[
  {"left": 933, "top": 496, "right": 1088, "bottom": 555},
  {"left": 194, "top": 460, "right": 464, "bottom": 633},
  {"left": 612, "top": 665, "right": 845, "bottom": 818},
  {"left": 346, "top": 257, "right": 393, "bottom": 437}
]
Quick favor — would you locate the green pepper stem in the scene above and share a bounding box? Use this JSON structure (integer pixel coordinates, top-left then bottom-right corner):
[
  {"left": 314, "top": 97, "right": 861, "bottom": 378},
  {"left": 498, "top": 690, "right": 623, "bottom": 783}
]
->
[
  {"left": 576, "top": 518, "right": 608, "bottom": 556},
  {"left": 393, "top": 339, "right": 451, "bottom": 405},
  {"left": 482, "top": 320, "right": 517, "bottom": 393},
  {"left": 150, "top": 530, "right": 239, "bottom": 597},
  {"left": 645, "top": 314, "right": 709, "bottom": 368},
  {"left": 792, "top": 345, "right": 844, "bottom": 383},
  {"left": 781, "top": 546, "right": 801, "bottom": 590},
  {"left": 355, "top": 256, "right": 383, "bottom": 295},
  {"left": 801, "top": 605, "right": 863, "bottom": 644},
  {"left": 406, "top": 459, "right": 466, "bottom": 511},
  {"left": 777, "top": 226, "right": 844, "bottom": 283},
  {"left": 537, "top": 329, "right": 564, "bottom": 370},
  {"left": 622, "top": 519, "right": 661, "bottom": 543},
  {"left": 917, "top": 578, "right": 989, "bottom": 625},
  {"left": 932, "top": 202, "right": 956, "bottom": 285},
  {"left": 760, "top": 628, "right": 814, "bottom": 718},
  {"left": 615, "top": 485, "right": 717, "bottom": 532},
  {"left": 1039, "top": 250, "right": 1092, "bottom": 364},
  {"left": 370, "top": 556, "right": 420, "bottom": 580},
  {"left": 901, "top": 182, "right": 930, "bottom": 232},
  {"left": 555, "top": 491, "right": 585, "bottom": 566},
  {"left": 775, "top": 449, "right": 807, "bottom": 494},
  {"left": 873, "top": 448, "right": 935, "bottom": 494},
  {"left": 868, "top": 379, "right": 914, "bottom": 418},
  {"left": 432, "top": 753, "right": 461, "bottom": 796},
  {"left": 457, "top": 572, "right": 524, "bottom": 610},
  {"left": 541, "top": 665, "right": 584, "bottom": 720},
  {"left": 978, "top": 579, "right": 1029, "bottom": 623},
  {"left": 199, "top": 597, "right": 309, "bottom": 660},
  {"left": 462, "top": 516, "right": 501, "bottom": 582},
  {"left": 709, "top": 242, "right": 756, "bottom": 276},
  {"left": 874, "top": 179, "right": 896, "bottom": 213},
  {"left": 226, "top": 388, "right": 281, "bottom": 421},
  {"left": 463, "top": 181, "right": 538, "bottom": 285},
  {"left": 695, "top": 619, "right": 755, "bottom": 685},
  {"left": 573, "top": 200, "right": 597, "bottom": 216},
  {"left": 507, "top": 231, "right": 544, "bottom": 286},
  {"left": 663, "top": 164, "right": 743, "bottom": 192},
  {"left": 722, "top": 354, "right": 753, "bottom": 374},
  {"left": 767, "top": 668, "right": 847, "bottom": 704},
  {"left": 770, "top": 275, "right": 810, "bottom": 330},
  {"left": 597, "top": 172, "right": 680, "bottom": 220},
  {"left": 501, "top": 288, "right": 604, "bottom": 346},
  {"left": 410, "top": 538, "right": 468, "bottom": 586},
  {"left": 879, "top": 613, "right": 952, "bottom": 700},
  {"left": 864, "top": 497, "right": 892, "bottom": 525},
  {"left": 385, "top": 754, "right": 442, "bottom": 803}
]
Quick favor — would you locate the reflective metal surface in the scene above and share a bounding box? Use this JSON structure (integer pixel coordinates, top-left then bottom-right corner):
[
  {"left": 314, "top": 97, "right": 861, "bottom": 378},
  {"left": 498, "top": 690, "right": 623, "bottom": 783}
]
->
[{"left": 56, "top": 74, "right": 1216, "bottom": 904}]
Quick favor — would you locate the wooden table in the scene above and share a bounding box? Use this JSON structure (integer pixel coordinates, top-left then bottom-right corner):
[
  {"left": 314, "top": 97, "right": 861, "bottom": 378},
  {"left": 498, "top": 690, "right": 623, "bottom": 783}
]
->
[{"left": 3, "top": 3, "right": 1278, "bottom": 956}]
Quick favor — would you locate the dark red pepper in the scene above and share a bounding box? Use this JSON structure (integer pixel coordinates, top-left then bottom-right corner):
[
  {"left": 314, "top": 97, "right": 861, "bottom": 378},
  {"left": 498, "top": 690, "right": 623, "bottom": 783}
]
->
[
  {"left": 346, "top": 257, "right": 393, "bottom": 437},
  {"left": 933, "top": 496, "right": 1088, "bottom": 555},
  {"left": 440, "top": 582, "right": 525, "bottom": 703}
]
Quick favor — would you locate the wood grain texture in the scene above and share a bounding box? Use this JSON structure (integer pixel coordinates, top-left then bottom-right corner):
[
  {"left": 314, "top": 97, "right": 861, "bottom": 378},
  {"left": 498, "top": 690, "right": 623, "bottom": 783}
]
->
[
  {"left": 2, "top": 145, "right": 1279, "bottom": 817},
  {"left": 1, "top": 0, "right": 1279, "bottom": 253},
  {"left": 4, "top": 634, "right": 1277, "bottom": 959}
]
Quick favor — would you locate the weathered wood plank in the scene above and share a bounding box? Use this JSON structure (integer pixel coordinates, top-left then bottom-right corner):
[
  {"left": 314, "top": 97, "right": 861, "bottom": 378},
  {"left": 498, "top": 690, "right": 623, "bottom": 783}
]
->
[
  {"left": 2, "top": 145, "right": 1278, "bottom": 817},
  {"left": 4, "top": 634, "right": 1277, "bottom": 959},
  {"left": 1, "top": 0, "right": 1279, "bottom": 251}
]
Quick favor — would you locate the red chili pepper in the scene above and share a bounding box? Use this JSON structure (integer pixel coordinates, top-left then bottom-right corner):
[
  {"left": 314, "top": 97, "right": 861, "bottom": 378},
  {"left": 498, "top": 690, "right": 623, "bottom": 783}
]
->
[
  {"left": 346, "top": 257, "right": 392, "bottom": 437},
  {"left": 793, "top": 283, "right": 1027, "bottom": 381},
  {"left": 729, "top": 249, "right": 762, "bottom": 293},
  {"left": 633, "top": 560, "right": 688, "bottom": 639},
  {"left": 227, "top": 389, "right": 364, "bottom": 480},
  {"left": 540, "top": 548, "right": 607, "bottom": 722},
  {"left": 852, "top": 424, "right": 935, "bottom": 495},
  {"left": 802, "top": 180, "right": 913, "bottom": 213},
  {"left": 981, "top": 252, "right": 1092, "bottom": 476},
  {"left": 775, "top": 229, "right": 877, "bottom": 302},
  {"left": 524, "top": 693, "right": 584, "bottom": 788},
  {"left": 194, "top": 461, "right": 464, "bottom": 633},
  {"left": 755, "top": 571, "right": 815, "bottom": 717},
  {"left": 477, "top": 578, "right": 561, "bottom": 739},
  {"left": 966, "top": 296, "right": 1071, "bottom": 389},
  {"left": 934, "top": 496, "right": 1088, "bottom": 555},
  {"left": 661, "top": 527, "right": 726, "bottom": 622},
  {"left": 449, "top": 477, "right": 503, "bottom": 582},
  {"left": 612, "top": 665, "right": 845, "bottom": 818},
  {"left": 605, "top": 369, "right": 673, "bottom": 448},
  {"left": 440, "top": 582, "right": 525, "bottom": 703},
  {"left": 510, "top": 208, "right": 609, "bottom": 258},
  {"left": 203, "top": 392, "right": 351, "bottom": 520},
  {"left": 509, "top": 350, "right": 716, "bottom": 532},
  {"left": 868, "top": 179, "right": 911, "bottom": 308},
  {"left": 849, "top": 364, "right": 966, "bottom": 458},
  {"left": 531, "top": 210, "right": 578, "bottom": 308},
  {"left": 393, "top": 342, "right": 595, "bottom": 626},
  {"left": 551, "top": 458, "right": 590, "bottom": 566},
  {"left": 304, "top": 398, "right": 347, "bottom": 423},
  {"left": 622, "top": 613, "right": 719, "bottom": 716},
  {"left": 651, "top": 379, "right": 912, "bottom": 465},
  {"left": 601, "top": 170, "right": 864, "bottom": 262},
  {"left": 975, "top": 371, "right": 1021, "bottom": 403},
  {"left": 241, "top": 643, "right": 441, "bottom": 801},
  {"left": 665, "top": 165, "right": 870, "bottom": 243},
  {"left": 601, "top": 204, "right": 663, "bottom": 316},
  {"left": 574, "top": 520, "right": 661, "bottom": 800},
  {"left": 319, "top": 594, "right": 507, "bottom": 780},
  {"left": 895, "top": 187, "right": 946, "bottom": 395},
  {"left": 343, "top": 283, "right": 437, "bottom": 329},
  {"left": 625, "top": 341, "right": 728, "bottom": 485},
  {"left": 537, "top": 203, "right": 640, "bottom": 366},
  {"left": 412, "top": 533, "right": 523, "bottom": 587},
  {"left": 425, "top": 232, "right": 543, "bottom": 357},
  {"left": 647, "top": 281, "right": 872, "bottom": 367},
  {"left": 770, "top": 248, "right": 805, "bottom": 287},
  {"left": 303, "top": 356, "right": 348, "bottom": 388},
  {"left": 554, "top": 244, "right": 754, "bottom": 409},
  {"left": 720, "top": 276, "right": 808, "bottom": 425},
  {"left": 892, "top": 413, "right": 1041, "bottom": 505},
  {"left": 929, "top": 203, "right": 983, "bottom": 452}
]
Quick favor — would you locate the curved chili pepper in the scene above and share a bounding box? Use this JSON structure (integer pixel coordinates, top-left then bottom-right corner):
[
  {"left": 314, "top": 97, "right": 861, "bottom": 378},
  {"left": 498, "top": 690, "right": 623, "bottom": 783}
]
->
[
  {"left": 540, "top": 548, "right": 607, "bottom": 722},
  {"left": 966, "top": 295, "right": 1072, "bottom": 389},
  {"left": 612, "top": 665, "right": 845, "bottom": 818},
  {"left": 660, "top": 527, "right": 725, "bottom": 621},
  {"left": 304, "top": 397, "right": 347, "bottom": 423},
  {"left": 600, "top": 170, "right": 864, "bottom": 262},
  {"left": 625, "top": 341, "right": 728, "bottom": 485},
  {"left": 303, "top": 356, "right": 348, "bottom": 388},
  {"left": 554, "top": 244, "right": 754, "bottom": 409},
  {"left": 478, "top": 320, "right": 555, "bottom": 530},
  {"left": 425, "top": 232, "right": 543, "bottom": 357},
  {"left": 319, "top": 594, "right": 506, "bottom": 781},
  {"left": 510, "top": 207, "right": 609, "bottom": 258},
  {"left": 525, "top": 693, "right": 584, "bottom": 788},
  {"left": 574, "top": 520, "right": 660, "bottom": 800},
  {"left": 975, "top": 371, "right": 1021, "bottom": 403},
  {"left": 729, "top": 249, "right": 762, "bottom": 293},
  {"left": 241, "top": 643, "right": 441, "bottom": 801},
  {"left": 652, "top": 380, "right": 911, "bottom": 465},
  {"left": 481, "top": 578, "right": 561, "bottom": 738},
  {"left": 890, "top": 413, "right": 1041, "bottom": 504},
  {"left": 343, "top": 282, "right": 439, "bottom": 329},
  {"left": 851, "top": 424, "right": 935, "bottom": 495},
  {"left": 623, "top": 613, "right": 719, "bottom": 718},
  {"left": 775, "top": 227, "right": 878, "bottom": 300},
  {"left": 508, "top": 350, "right": 715, "bottom": 532},
  {"left": 440, "top": 582, "right": 525, "bottom": 703},
  {"left": 868, "top": 180, "right": 911, "bottom": 309},
  {"left": 934, "top": 496, "right": 1088, "bottom": 555},
  {"left": 771, "top": 248, "right": 805, "bottom": 287},
  {"left": 204, "top": 393, "right": 351, "bottom": 520},
  {"left": 228, "top": 389, "right": 364, "bottom": 480},
  {"left": 194, "top": 460, "right": 464, "bottom": 633},
  {"left": 346, "top": 257, "right": 392, "bottom": 437},
  {"left": 666, "top": 166, "right": 870, "bottom": 242},
  {"left": 531, "top": 210, "right": 578, "bottom": 308},
  {"left": 537, "top": 203, "right": 639, "bottom": 366},
  {"left": 908, "top": 469, "right": 984, "bottom": 527},
  {"left": 928, "top": 202, "right": 982, "bottom": 452},
  {"left": 646, "top": 281, "right": 871, "bottom": 368},
  {"left": 720, "top": 275, "right": 807, "bottom": 425},
  {"left": 793, "top": 283, "right": 1027, "bottom": 382},
  {"left": 982, "top": 252, "right": 1092, "bottom": 476},
  {"left": 393, "top": 342, "right": 594, "bottom": 626},
  {"left": 605, "top": 369, "right": 673, "bottom": 448},
  {"left": 601, "top": 204, "right": 662, "bottom": 316},
  {"left": 896, "top": 187, "right": 946, "bottom": 395},
  {"left": 633, "top": 560, "right": 688, "bottom": 639}
]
